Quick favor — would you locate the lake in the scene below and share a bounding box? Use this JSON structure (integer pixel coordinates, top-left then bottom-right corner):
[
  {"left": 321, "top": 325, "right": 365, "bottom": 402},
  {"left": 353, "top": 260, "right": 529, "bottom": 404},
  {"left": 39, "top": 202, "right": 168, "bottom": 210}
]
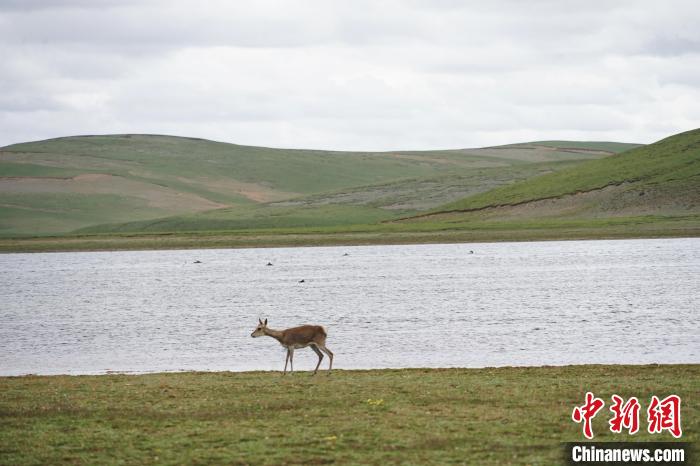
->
[{"left": 1, "top": 238, "right": 698, "bottom": 376}]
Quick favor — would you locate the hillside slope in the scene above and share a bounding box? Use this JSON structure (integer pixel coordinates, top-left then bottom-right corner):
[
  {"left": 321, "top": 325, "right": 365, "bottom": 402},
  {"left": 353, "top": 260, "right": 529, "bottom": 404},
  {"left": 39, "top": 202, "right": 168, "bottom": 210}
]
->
[
  {"left": 0, "top": 135, "right": 634, "bottom": 235},
  {"left": 401, "top": 128, "right": 700, "bottom": 224}
]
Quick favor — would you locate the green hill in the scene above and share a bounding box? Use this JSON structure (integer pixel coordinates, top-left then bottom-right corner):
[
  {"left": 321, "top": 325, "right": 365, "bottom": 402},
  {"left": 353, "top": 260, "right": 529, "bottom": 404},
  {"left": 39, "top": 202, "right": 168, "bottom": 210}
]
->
[
  {"left": 402, "top": 128, "right": 700, "bottom": 224},
  {"left": 0, "top": 134, "right": 633, "bottom": 236}
]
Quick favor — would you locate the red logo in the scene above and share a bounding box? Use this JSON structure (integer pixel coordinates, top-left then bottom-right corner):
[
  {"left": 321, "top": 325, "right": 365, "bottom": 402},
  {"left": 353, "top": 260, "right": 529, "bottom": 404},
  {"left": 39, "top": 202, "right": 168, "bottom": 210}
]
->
[
  {"left": 647, "top": 395, "right": 682, "bottom": 438},
  {"left": 572, "top": 393, "right": 682, "bottom": 439},
  {"left": 609, "top": 395, "right": 640, "bottom": 434},
  {"left": 572, "top": 392, "right": 605, "bottom": 439}
]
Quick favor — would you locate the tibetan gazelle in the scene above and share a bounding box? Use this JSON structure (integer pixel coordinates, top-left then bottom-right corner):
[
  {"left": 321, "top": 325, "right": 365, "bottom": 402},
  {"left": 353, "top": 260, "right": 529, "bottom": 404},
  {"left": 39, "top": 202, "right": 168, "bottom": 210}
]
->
[{"left": 251, "top": 319, "right": 333, "bottom": 374}]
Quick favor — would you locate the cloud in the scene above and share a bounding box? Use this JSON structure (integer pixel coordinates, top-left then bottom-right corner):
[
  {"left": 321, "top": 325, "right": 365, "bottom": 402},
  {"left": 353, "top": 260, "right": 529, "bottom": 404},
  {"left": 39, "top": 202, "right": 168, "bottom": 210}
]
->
[{"left": 0, "top": 0, "right": 699, "bottom": 150}]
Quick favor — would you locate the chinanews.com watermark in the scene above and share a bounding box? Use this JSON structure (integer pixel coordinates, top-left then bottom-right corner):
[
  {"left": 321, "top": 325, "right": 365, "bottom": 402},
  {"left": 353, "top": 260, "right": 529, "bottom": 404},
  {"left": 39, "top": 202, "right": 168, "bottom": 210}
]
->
[
  {"left": 564, "top": 443, "right": 692, "bottom": 465},
  {"left": 563, "top": 392, "right": 692, "bottom": 465}
]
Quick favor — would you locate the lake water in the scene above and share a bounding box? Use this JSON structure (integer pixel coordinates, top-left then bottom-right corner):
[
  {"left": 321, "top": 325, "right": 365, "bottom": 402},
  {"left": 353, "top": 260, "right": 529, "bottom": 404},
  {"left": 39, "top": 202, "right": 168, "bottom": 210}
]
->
[{"left": 0, "top": 238, "right": 698, "bottom": 376}]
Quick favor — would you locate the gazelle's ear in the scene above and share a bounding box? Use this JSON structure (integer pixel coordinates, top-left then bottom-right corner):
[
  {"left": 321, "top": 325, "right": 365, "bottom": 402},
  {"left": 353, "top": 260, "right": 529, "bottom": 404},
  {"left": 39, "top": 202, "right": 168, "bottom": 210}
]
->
[{"left": 264, "top": 318, "right": 268, "bottom": 326}]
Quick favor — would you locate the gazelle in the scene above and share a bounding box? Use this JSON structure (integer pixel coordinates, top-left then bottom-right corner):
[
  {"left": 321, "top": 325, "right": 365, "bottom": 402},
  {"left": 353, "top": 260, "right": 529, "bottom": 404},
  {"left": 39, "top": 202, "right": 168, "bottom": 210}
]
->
[{"left": 251, "top": 319, "right": 333, "bottom": 375}]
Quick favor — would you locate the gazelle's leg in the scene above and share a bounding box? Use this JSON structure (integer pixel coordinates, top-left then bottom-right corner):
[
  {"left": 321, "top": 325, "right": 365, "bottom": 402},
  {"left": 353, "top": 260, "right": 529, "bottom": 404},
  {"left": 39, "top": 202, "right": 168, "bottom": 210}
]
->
[
  {"left": 319, "top": 345, "right": 333, "bottom": 373},
  {"left": 283, "top": 349, "right": 289, "bottom": 375},
  {"left": 311, "top": 344, "right": 324, "bottom": 375},
  {"left": 289, "top": 348, "right": 294, "bottom": 373}
]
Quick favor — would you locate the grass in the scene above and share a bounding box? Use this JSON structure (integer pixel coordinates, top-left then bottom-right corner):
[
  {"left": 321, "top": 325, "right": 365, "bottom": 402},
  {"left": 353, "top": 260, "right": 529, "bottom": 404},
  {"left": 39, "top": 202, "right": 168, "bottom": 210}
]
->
[
  {"left": 1, "top": 134, "right": 626, "bottom": 235},
  {"left": 431, "top": 128, "right": 700, "bottom": 214},
  {"left": 0, "top": 365, "right": 696, "bottom": 465},
  {"left": 75, "top": 204, "right": 405, "bottom": 235},
  {"left": 2, "top": 131, "right": 696, "bottom": 247},
  {"left": 0, "top": 193, "right": 183, "bottom": 236},
  {"left": 2, "top": 215, "right": 699, "bottom": 253},
  {"left": 76, "top": 161, "right": 590, "bottom": 235},
  {"left": 0, "top": 161, "right": 89, "bottom": 178},
  {"left": 512, "top": 141, "right": 641, "bottom": 152}
]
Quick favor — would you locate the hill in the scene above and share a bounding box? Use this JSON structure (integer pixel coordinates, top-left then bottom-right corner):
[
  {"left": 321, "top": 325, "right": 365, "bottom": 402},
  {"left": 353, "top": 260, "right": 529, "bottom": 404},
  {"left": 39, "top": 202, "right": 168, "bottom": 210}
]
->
[
  {"left": 0, "top": 135, "right": 634, "bottom": 235},
  {"left": 400, "top": 128, "right": 700, "bottom": 225}
]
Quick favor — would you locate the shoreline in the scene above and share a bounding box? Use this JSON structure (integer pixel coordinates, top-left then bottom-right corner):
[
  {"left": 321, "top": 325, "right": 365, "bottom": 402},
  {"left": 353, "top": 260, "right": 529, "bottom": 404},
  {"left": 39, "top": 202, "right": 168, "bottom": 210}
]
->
[
  {"left": 3, "top": 362, "right": 699, "bottom": 379},
  {"left": 1, "top": 224, "right": 698, "bottom": 253}
]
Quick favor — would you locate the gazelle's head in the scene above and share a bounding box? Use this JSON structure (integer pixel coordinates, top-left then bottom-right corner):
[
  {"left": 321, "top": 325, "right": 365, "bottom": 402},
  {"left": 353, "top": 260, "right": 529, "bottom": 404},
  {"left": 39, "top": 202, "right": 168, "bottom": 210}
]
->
[{"left": 251, "top": 318, "right": 268, "bottom": 337}]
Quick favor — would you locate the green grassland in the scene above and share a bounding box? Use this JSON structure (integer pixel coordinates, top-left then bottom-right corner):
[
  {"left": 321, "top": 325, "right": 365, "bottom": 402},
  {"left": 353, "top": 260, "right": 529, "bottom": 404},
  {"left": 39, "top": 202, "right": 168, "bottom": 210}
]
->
[
  {"left": 417, "top": 128, "right": 700, "bottom": 218},
  {"left": 78, "top": 204, "right": 402, "bottom": 234},
  {"left": 0, "top": 193, "right": 188, "bottom": 235},
  {"left": 2, "top": 130, "right": 698, "bottom": 251},
  {"left": 503, "top": 141, "right": 640, "bottom": 152},
  {"left": 2, "top": 214, "right": 698, "bottom": 253},
  {"left": 0, "top": 365, "right": 696, "bottom": 465},
  {"left": 74, "top": 161, "right": 588, "bottom": 234},
  {"left": 0, "top": 134, "right": 629, "bottom": 236}
]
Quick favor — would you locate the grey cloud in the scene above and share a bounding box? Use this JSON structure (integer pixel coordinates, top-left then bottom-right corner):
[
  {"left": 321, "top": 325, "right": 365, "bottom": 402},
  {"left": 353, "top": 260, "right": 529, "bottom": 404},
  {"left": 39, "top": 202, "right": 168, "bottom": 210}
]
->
[
  {"left": 645, "top": 35, "right": 700, "bottom": 57},
  {"left": 0, "top": 0, "right": 141, "bottom": 11},
  {"left": 0, "top": 95, "right": 64, "bottom": 112},
  {"left": 0, "top": 0, "right": 699, "bottom": 150},
  {"left": 0, "top": 2, "right": 423, "bottom": 50},
  {"left": 0, "top": 0, "right": 94, "bottom": 10}
]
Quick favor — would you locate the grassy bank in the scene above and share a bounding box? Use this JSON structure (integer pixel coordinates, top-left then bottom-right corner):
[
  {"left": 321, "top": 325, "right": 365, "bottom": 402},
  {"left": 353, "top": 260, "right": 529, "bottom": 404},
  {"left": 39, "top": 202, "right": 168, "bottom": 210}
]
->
[
  {"left": 0, "top": 365, "right": 696, "bottom": 465},
  {"left": 1, "top": 214, "right": 699, "bottom": 253}
]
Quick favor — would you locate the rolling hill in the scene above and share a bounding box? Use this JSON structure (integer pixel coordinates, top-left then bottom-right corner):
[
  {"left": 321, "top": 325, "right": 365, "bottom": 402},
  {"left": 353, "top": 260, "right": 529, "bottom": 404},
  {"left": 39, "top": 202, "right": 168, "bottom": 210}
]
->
[
  {"left": 400, "top": 128, "right": 700, "bottom": 225},
  {"left": 0, "top": 135, "right": 636, "bottom": 236}
]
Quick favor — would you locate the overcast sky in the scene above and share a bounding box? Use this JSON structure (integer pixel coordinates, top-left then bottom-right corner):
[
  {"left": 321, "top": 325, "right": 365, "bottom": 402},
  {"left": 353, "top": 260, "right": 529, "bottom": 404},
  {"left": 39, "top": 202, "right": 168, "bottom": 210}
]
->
[{"left": 1, "top": 0, "right": 699, "bottom": 150}]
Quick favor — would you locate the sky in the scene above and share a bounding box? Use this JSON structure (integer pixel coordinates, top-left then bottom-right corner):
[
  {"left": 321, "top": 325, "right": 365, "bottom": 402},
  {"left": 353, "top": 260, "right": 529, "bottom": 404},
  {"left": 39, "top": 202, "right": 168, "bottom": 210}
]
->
[{"left": 1, "top": 0, "right": 699, "bottom": 151}]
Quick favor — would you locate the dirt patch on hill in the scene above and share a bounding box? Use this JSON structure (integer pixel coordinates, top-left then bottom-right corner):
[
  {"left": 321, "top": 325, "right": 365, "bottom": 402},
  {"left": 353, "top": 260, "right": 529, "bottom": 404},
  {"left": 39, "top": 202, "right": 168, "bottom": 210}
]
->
[
  {"left": 72, "top": 173, "right": 113, "bottom": 182},
  {"left": 175, "top": 176, "right": 299, "bottom": 203},
  {"left": 0, "top": 202, "right": 65, "bottom": 214}
]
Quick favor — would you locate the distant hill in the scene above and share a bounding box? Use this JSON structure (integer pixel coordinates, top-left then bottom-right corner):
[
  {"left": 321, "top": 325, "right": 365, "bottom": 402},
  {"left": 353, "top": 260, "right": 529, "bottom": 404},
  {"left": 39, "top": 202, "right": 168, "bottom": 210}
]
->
[
  {"left": 400, "top": 128, "right": 700, "bottom": 224},
  {"left": 0, "top": 134, "right": 636, "bottom": 235}
]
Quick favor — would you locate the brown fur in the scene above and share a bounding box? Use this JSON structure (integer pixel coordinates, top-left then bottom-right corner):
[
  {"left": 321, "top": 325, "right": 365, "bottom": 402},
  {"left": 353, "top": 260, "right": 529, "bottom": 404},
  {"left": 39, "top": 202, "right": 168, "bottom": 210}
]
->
[
  {"left": 251, "top": 319, "right": 333, "bottom": 375},
  {"left": 280, "top": 325, "right": 326, "bottom": 346}
]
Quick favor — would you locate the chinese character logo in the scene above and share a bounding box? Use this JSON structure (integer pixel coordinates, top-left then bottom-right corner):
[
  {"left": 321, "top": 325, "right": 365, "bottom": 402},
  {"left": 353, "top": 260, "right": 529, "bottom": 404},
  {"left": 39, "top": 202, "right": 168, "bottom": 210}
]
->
[
  {"left": 572, "top": 393, "right": 682, "bottom": 439},
  {"left": 572, "top": 392, "right": 605, "bottom": 439},
  {"left": 647, "top": 395, "right": 682, "bottom": 438},
  {"left": 609, "top": 395, "right": 640, "bottom": 435}
]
